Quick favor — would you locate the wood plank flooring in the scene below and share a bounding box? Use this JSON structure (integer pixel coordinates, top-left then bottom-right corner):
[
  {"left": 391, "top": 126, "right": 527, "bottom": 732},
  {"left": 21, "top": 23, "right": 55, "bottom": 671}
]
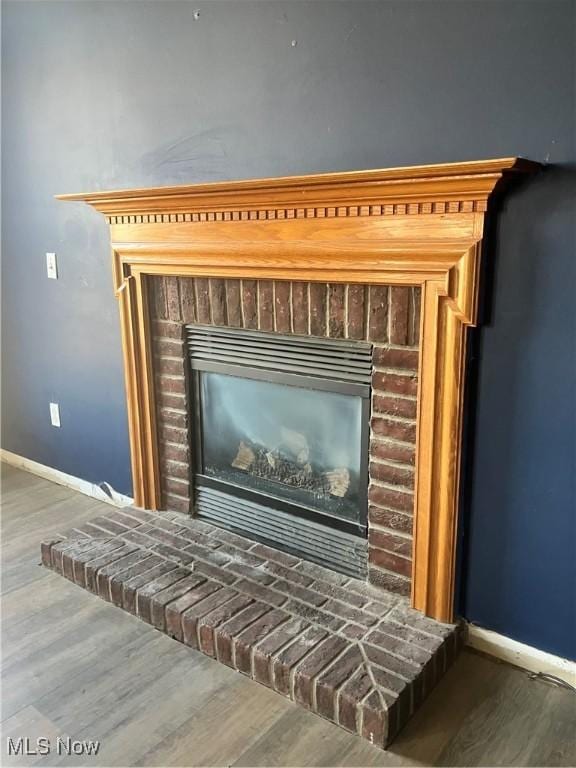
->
[{"left": 1, "top": 463, "right": 574, "bottom": 767}]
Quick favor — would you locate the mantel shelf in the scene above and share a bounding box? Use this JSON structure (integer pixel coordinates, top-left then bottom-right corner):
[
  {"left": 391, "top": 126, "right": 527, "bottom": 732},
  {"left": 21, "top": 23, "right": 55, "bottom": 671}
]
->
[{"left": 57, "top": 157, "right": 539, "bottom": 218}]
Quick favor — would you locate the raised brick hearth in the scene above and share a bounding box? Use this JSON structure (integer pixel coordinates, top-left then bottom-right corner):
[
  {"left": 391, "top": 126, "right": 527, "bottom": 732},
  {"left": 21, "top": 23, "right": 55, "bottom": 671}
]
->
[
  {"left": 41, "top": 506, "right": 463, "bottom": 749},
  {"left": 151, "top": 276, "right": 420, "bottom": 596}
]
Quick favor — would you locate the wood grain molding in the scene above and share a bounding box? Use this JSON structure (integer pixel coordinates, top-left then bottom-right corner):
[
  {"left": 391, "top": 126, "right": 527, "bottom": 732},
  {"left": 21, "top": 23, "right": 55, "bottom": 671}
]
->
[{"left": 58, "top": 158, "right": 539, "bottom": 622}]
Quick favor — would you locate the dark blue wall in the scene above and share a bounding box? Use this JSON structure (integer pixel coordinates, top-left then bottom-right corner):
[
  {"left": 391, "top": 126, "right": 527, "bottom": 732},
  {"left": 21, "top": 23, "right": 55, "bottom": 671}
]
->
[{"left": 2, "top": 0, "right": 574, "bottom": 659}]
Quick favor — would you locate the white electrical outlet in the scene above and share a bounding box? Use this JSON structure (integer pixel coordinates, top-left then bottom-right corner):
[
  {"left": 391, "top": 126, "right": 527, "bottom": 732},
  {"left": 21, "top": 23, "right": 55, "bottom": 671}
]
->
[
  {"left": 46, "top": 252, "right": 58, "bottom": 279},
  {"left": 49, "top": 402, "right": 61, "bottom": 427}
]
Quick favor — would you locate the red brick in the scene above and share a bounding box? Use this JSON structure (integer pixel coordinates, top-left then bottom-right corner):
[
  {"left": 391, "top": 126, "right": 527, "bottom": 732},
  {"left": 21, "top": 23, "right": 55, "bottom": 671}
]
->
[
  {"left": 252, "top": 617, "right": 309, "bottom": 686},
  {"left": 322, "top": 599, "right": 378, "bottom": 628},
  {"left": 309, "top": 283, "right": 327, "bottom": 336},
  {"left": 165, "top": 277, "right": 181, "bottom": 321},
  {"left": 261, "top": 560, "right": 313, "bottom": 587},
  {"left": 155, "top": 356, "right": 184, "bottom": 377},
  {"left": 110, "top": 555, "right": 163, "bottom": 606},
  {"left": 347, "top": 285, "right": 366, "bottom": 339},
  {"left": 368, "top": 286, "right": 388, "bottom": 342},
  {"left": 119, "top": 528, "right": 154, "bottom": 549},
  {"left": 159, "top": 426, "right": 188, "bottom": 447},
  {"left": 361, "top": 690, "right": 397, "bottom": 747},
  {"left": 41, "top": 539, "right": 59, "bottom": 567},
  {"left": 161, "top": 441, "right": 189, "bottom": 463},
  {"left": 315, "top": 646, "right": 363, "bottom": 719},
  {"left": 250, "top": 543, "right": 300, "bottom": 568},
  {"left": 328, "top": 284, "right": 345, "bottom": 338},
  {"left": 213, "top": 529, "right": 254, "bottom": 549},
  {"left": 210, "top": 278, "right": 227, "bottom": 325},
  {"left": 122, "top": 561, "right": 179, "bottom": 613},
  {"left": 241, "top": 279, "right": 258, "bottom": 329},
  {"left": 368, "top": 529, "right": 413, "bottom": 558},
  {"left": 156, "top": 375, "right": 186, "bottom": 396},
  {"left": 371, "top": 416, "right": 416, "bottom": 444},
  {"left": 96, "top": 550, "right": 153, "bottom": 600},
  {"left": 68, "top": 541, "right": 126, "bottom": 586},
  {"left": 370, "top": 621, "right": 443, "bottom": 654},
  {"left": 232, "top": 608, "right": 288, "bottom": 673},
  {"left": 234, "top": 578, "right": 287, "bottom": 606},
  {"left": 373, "top": 346, "right": 418, "bottom": 371},
  {"left": 84, "top": 544, "right": 138, "bottom": 593},
  {"left": 150, "top": 542, "right": 195, "bottom": 567},
  {"left": 293, "top": 635, "right": 348, "bottom": 708},
  {"left": 372, "top": 394, "right": 417, "bottom": 420},
  {"left": 164, "top": 493, "right": 191, "bottom": 514},
  {"left": 151, "top": 319, "right": 181, "bottom": 339},
  {"left": 215, "top": 602, "right": 271, "bottom": 666},
  {"left": 142, "top": 526, "right": 188, "bottom": 551},
  {"left": 181, "top": 586, "right": 238, "bottom": 648},
  {"left": 136, "top": 568, "right": 191, "bottom": 623},
  {"left": 150, "top": 573, "right": 207, "bottom": 629},
  {"left": 368, "top": 484, "right": 414, "bottom": 514},
  {"left": 89, "top": 516, "right": 133, "bottom": 536},
  {"left": 369, "top": 547, "right": 412, "bottom": 578},
  {"left": 197, "top": 593, "right": 255, "bottom": 656},
  {"left": 179, "top": 277, "right": 196, "bottom": 323},
  {"left": 193, "top": 559, "right": 237, "bottom": 585},
  {"left": 368, "top": 566, "right": 411, "bottom": 597},
  {"left": 272, "top": 625, "right": 328, "bottom": 695},
  {"left": 338, "top": 671, "right": 372, "bottom": 732},
  {"left": 164, "top": 580, "right": 222, "bottom": 640},
  {"left": 389, "top": 287, "right": 410, "bottom": 345},
  {"left": 60, "top": 540, "right": 103, "bottom": 580},
  {"left": 370, "top": 439, "right": 415, "bottom": 465},
  {"left": 164, "top": 477, "right": 190, "bottom": 497},
  {"left": 340, "top": 623, "right": 368, "bottom": 640},
  {"left": 365, "top": 628, "right": 432, "bottom": 666},
  {"left": 274, "top": 281, "right": 292, "bottom": 333},
  {"left": 372, "top": 371, "right": 418, "bottom": 397},
  {"left": 293, "top": 560, "right": 348, "bottom": 586},
  {"left": 161, "top": 459, "right": 189, "bottom": 481},
  {"left": 194, "top": 278, "right": 211, "bottom": 323},
  {"left": 225, "top": 280, "right": 242, "bottom": 327},
  {"left": 158, "top": 409, "right": 187, "bottom": 430},
  {"left": 154, "top": 338, "right": 184, "bottom": 358},
  {"left": 158, "top": 391, "right": 186, "bottom": 411},
  {"left": 312, "top": 580, "right": 368, "bottom": 608},
  {"left": 291, "top": 282, "right": 309, "bottom": 335},
  {"left": 369, "top": 461, "right": 414, "bottom": 487},
  {"left": 285, "top": 600, "right": 345, "bottom": 631},
  {"left": 151, "top": 277, "right": 168, "bottom": 320},
  {"left": 272, "top": 579, "right": 328, "bottom": 607},
  {"left": 258, "top": 280, "right": 274, "bottom": 331}
]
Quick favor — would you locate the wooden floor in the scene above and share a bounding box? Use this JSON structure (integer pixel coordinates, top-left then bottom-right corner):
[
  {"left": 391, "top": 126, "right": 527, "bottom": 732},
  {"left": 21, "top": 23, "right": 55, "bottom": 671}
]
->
[{"left": 1, "top": 464, "right": 574, "bottom": 767}]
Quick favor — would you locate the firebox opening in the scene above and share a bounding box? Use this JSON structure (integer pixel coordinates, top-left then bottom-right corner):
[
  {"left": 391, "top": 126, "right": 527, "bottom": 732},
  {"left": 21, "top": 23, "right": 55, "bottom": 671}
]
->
[{"left": 186, "top": 325, "right": 371, "bottom": 577}]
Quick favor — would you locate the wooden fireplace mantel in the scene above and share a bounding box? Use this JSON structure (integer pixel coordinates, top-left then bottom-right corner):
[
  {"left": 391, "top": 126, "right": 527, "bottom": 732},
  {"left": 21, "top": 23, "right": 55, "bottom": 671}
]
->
[{"left": 58, "top": 157, "right": 539, "bottom": 622}]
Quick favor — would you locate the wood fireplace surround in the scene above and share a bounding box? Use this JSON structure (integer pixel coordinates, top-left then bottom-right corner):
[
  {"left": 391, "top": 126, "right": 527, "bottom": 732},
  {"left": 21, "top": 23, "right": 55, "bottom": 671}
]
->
[{"left": 59, "top": 158, "right": 537, "bottom": 624}]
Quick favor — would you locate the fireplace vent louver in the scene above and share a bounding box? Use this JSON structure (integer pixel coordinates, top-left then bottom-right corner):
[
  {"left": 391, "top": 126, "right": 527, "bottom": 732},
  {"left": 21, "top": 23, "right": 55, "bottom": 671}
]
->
[
  {"left": 195, "top": 486, "right": 368, "bottom": 578},
  {"left": 186, "top": 325, "right": 372, "bottom": 395}
]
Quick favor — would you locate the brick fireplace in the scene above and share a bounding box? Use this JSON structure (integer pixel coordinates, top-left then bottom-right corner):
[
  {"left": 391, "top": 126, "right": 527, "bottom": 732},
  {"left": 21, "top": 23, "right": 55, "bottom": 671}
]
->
[
  {"left": 151, "top": 277, "right": 420, "bottom": 596},
  {"left": 51, "top": 159, "right": 537, "bottom": 748}
]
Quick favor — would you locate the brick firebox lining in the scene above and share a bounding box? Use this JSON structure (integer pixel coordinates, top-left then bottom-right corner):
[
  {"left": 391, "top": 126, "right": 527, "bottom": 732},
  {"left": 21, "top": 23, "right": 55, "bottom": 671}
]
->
[
  {"left": 151, "top": 277, "right": 420, "bottom": 596},
  {"left": 41, "top": 508, "right": 463, "bottom": 749}
]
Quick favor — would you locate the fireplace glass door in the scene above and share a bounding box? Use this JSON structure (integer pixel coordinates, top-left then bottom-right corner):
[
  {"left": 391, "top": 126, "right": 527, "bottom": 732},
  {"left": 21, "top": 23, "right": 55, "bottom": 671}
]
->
[
  {"left": 187, "top": 325, "right": 371, "bottom": 576},
  {"left": 199, "top": 371, "right": 364, "bottom": 523}
]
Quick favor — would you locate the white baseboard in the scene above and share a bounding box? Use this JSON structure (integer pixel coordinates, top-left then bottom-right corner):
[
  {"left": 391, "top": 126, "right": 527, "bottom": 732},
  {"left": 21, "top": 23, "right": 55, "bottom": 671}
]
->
[
  {"left": 1, "top": 449, "right": 134, "bottom": 508},
  {"left": 467, "top": 624, "right": 576, "bottom": 686}
]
